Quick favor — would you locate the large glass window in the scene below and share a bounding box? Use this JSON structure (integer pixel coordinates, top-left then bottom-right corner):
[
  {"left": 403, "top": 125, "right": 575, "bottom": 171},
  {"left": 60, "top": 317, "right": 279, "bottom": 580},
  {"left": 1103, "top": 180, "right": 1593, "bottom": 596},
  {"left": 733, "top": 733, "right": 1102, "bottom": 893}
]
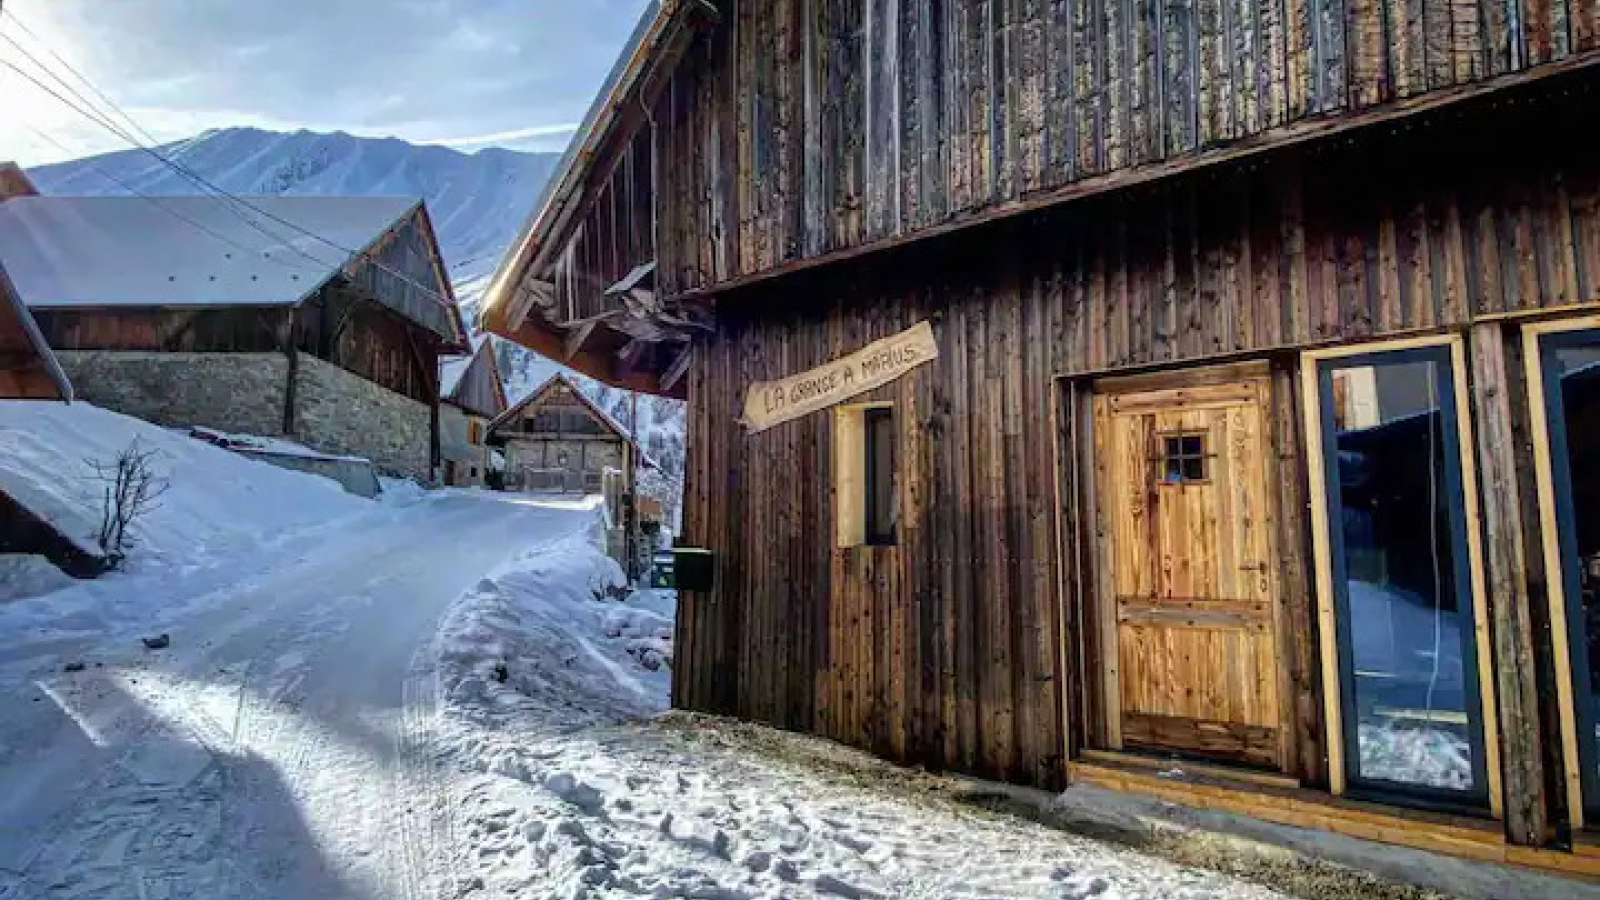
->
[
  {"left": 1535, "top": 328, "right": 1600, "bottom": 820},
  {"left": 1313, "top": 346, "right": 1490, "bottom": 807}
]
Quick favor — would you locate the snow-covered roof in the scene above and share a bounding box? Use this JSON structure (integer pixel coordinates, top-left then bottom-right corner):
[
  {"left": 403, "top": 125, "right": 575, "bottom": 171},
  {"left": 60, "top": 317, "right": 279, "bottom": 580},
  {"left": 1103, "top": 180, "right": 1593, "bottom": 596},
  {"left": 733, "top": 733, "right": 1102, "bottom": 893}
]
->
[
  {"left": 0, "top": 195, "right": 420, "bottom": 309},
  {"left": 440, "top": 355, "right": 473, "bottom": 397}
]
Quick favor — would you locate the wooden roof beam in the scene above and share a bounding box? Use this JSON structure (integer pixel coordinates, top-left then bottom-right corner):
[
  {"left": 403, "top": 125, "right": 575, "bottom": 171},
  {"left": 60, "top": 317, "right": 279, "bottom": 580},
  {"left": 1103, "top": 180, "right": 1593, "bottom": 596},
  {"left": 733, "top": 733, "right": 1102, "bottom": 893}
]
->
[
  {"left": 660, "top": 341, "right": 693, "bottom": 395},
  {"left": 616, "top": 338, "right": 648, "bottom": 370},
  {"left": 564, "top": 319, "right": 600, "bottom": 362}
]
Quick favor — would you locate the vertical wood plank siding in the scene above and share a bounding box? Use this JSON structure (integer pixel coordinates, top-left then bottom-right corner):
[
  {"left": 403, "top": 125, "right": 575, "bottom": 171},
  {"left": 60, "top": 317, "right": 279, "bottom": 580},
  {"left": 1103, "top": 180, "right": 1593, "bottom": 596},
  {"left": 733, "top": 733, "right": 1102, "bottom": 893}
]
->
[
  {"left": 677, "top": 90, "right": 1600, "bottom": 788},
  {"left": 650, "top": 0, "right": 1598, "bottom": 299},
  {"left": 544, "top": 128, "right": 658, "bottom": 321}
]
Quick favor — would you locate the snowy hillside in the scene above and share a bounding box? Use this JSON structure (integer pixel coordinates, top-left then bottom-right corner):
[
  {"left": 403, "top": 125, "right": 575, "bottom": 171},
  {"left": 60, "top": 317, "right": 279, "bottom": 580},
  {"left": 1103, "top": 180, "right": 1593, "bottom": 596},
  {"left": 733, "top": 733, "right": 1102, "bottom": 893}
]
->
[
  {"left": 35, "top": 127, "right": 690, "bottom": 504},
  {"left": 0, "top": 401, "right": 368, "bottom": 573}
]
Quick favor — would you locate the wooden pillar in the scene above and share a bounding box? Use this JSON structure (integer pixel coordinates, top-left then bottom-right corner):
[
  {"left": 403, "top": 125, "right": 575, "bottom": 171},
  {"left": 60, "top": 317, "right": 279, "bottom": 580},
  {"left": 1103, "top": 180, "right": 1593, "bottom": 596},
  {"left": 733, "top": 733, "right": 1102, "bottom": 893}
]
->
[
  {"left": 1470, "top": 322, "right": 1549, "bottom": 846},
  {"left": 1270, "top": 358, "right": 1326, "bottom": 787}
]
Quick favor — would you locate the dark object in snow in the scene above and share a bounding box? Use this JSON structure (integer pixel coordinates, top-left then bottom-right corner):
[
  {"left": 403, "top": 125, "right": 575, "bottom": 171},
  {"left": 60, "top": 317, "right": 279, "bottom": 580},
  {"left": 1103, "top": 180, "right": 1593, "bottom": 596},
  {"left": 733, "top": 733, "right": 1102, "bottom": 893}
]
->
[
  {"left": 142, "top": 633, "right": 170, "bottom": 650},
  {"left": 62, "top": 661, "right": 85, "bottom": 672},
  {"left": 492, "top": 662, "right": 509, "bottom": 683}
]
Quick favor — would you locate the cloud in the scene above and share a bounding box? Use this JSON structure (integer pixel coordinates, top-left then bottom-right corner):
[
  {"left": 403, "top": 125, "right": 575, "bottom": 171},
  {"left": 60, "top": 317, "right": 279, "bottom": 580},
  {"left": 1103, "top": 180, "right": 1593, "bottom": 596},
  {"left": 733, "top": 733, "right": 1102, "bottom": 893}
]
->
[
  {"left": 0, "top": 0, "right": 654, "bottom": 164},
  {"left": 429, "top": 123, "right": 581, "bottom": 149}
]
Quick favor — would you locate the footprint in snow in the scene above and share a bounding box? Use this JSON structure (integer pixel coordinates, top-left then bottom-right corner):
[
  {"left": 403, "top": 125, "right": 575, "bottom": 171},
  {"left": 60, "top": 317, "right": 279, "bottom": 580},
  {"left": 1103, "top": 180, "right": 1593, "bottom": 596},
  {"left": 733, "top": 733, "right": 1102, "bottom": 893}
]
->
[{"left": 543, "top": 772, "right": 605, "bottom": 813}]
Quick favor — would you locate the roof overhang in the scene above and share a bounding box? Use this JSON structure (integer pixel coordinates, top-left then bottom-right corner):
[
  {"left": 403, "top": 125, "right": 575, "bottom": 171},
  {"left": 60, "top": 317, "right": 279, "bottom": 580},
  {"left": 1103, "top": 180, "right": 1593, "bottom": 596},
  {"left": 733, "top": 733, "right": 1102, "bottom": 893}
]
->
[
  {"left": 480, "top": 0, "right": 714, "bottom": 399},
  {"left": 0, "top": 261, "right": 72, "bottom": 401}
]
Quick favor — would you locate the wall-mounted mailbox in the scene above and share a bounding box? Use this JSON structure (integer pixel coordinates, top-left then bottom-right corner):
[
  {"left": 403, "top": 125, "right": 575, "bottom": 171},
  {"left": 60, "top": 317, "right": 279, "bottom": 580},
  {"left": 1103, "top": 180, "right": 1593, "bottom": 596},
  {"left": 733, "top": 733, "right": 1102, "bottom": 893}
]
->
[{"left": 673, "top": 547, "right": 715, "bottom": 592}]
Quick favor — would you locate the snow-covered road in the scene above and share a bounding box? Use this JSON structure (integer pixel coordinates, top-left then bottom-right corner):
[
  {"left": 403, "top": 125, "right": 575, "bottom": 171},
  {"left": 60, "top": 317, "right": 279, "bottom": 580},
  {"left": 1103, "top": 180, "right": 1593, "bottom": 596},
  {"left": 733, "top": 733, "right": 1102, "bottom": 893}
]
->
[
  {"left": 0, "top": 491, "right": 600, "bottom": 900},
  {"left": 0, "top": 475, "right": 1302, "bottom": 900}
]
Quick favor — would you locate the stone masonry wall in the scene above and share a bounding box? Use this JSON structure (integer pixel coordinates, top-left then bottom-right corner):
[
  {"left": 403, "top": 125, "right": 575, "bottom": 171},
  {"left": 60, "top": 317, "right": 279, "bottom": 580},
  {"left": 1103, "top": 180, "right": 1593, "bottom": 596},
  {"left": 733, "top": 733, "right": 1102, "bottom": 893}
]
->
[
  {"left": 57, "top": 351, "right": 288, "bottom": 437},
  {"left": 294, "top": 355, "right": 432, "bottom": 481}
]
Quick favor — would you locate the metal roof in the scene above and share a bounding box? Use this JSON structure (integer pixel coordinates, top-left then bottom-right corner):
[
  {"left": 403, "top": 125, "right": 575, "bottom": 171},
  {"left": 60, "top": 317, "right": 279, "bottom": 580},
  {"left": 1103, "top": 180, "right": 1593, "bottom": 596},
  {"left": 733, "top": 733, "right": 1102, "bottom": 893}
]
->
[{"left": 0, "top": 195, "right": 461, "bottom": 341}]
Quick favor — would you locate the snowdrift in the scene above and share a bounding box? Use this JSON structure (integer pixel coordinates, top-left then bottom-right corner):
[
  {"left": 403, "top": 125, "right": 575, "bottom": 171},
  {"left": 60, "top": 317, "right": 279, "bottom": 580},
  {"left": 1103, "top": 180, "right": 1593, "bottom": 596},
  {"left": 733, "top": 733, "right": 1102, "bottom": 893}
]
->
[
  {"left": 436, "top": 525, "right": 675, "bottom": 733},
  {"left": 0, "top": 401, "right": 369, "bottom": 570}
]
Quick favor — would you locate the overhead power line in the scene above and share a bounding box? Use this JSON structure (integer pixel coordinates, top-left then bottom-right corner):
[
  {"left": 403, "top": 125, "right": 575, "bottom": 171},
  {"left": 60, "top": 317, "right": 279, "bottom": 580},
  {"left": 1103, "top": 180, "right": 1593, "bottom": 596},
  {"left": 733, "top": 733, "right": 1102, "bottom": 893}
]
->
[
  {"left": 15, "top": 119, "right": 329, "bottom": 277},
  {"left": 0, "top": 24, "right": 462, "bottom": 313},
  {"left": 0, "top": 35, "right": 340, "bottom": 273}
]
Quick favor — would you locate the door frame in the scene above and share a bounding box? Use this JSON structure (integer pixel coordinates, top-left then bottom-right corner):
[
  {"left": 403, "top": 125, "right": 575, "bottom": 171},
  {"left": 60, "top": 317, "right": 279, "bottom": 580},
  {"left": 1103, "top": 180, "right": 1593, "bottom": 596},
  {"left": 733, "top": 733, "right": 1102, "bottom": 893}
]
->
[
  {"left": 1522, "top": 313, "right": 1600, "bottom": 830},
  {"left": 1300, "top": 333, "right": 1503, "bottom": 818},
  {"left": 1081, "top": 359, "right": 1297, "bottom": 770}
]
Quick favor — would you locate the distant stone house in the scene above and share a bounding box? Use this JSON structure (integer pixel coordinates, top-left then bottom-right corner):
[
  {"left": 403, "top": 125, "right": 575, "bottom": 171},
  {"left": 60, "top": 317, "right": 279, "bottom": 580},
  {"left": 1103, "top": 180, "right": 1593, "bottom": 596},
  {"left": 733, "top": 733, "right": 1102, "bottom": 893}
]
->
[
  {"left": 490, "top": 373, "right": 640, "bottom": 497},
  {"left": 0, "top": 191, "right": 468, "bottom": 480},
  {"left": 438, "top": 342, "right": 508, "bottom": 487}
]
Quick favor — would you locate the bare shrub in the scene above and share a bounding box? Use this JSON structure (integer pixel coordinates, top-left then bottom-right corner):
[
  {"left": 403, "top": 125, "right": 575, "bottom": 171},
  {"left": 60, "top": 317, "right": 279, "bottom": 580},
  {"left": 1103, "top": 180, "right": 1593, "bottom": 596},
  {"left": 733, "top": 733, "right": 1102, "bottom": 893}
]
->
[{"left": 88, "top": 441, "right": 169, "bottom": 568}]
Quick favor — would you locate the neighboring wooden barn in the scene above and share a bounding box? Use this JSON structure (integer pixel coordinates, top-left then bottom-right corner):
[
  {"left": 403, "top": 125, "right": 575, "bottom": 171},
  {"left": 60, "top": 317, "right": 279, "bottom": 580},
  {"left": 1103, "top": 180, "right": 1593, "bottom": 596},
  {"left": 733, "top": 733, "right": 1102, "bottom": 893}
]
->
[
  {"left": 490, "top": 372, "right": 653, "bottom": 574},
  {"left": 491, "top": 373, "right": 640, "bottom": 497},
  {"left": 0, "top": 192, "right": 467, "bottom": 479},
  {"left": 439, "top": 342, "right": 509, "bottom": 487},
  {"left": 481, "top": 0, "right": 1600, "bottom": 878}
]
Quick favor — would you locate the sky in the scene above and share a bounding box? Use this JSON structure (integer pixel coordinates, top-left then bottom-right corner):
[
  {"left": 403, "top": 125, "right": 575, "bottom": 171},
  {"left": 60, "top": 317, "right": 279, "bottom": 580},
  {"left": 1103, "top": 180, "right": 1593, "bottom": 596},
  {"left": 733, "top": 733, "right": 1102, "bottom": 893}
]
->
[{"left": 0, "top": 0, "right": 653, "bottom": 166}]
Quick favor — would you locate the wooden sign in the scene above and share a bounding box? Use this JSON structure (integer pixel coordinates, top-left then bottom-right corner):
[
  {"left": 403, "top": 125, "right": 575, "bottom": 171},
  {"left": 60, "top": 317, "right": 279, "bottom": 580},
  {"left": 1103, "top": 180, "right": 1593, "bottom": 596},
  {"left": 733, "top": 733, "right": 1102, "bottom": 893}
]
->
[{"left": 742, "top": 320, "right": 938, "bottom": 432}]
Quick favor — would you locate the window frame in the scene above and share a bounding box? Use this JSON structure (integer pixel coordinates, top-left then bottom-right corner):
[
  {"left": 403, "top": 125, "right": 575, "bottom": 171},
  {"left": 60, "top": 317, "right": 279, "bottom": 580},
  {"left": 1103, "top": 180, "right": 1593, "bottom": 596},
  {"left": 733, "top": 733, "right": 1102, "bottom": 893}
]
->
[
  {"left": 835, "top": 401, "right": 897, "bottom": 549},
  {"left": 1157, "top": 431, "right": 1210, "bottom": 484},
  {"left": 1523, "top": 314, "right": 1600, "bottom": 830},
  {"left": 1300, "top": 334, "right": 1502, "bottom": 817},
  {"left": 863, "top": 406, "right": 897, "bottom": 546}
]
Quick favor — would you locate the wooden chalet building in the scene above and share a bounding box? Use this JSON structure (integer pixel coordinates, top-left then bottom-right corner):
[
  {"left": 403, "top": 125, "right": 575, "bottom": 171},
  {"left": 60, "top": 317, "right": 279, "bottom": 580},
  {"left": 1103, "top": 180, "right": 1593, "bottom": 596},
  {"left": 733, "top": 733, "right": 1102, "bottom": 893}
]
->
[
  {"left": 439, "top": 342, "right": 510, "bottom": 487},
  {"left": 0, "top": 192, "right": 467, "bottom": 480},
  {"left": 490, "top": 373, "right": 642, "bottom": 497},
  {"left": 482, "top": 0, "right": 1600, "bottom": 875}
]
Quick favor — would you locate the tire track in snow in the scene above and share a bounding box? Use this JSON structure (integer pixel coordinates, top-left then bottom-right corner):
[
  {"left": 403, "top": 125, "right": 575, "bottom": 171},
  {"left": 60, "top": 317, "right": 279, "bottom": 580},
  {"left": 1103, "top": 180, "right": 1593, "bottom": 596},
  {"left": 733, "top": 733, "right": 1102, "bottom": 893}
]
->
[{"left": 0, "top": 495, "right": 600, "bottom": 900}]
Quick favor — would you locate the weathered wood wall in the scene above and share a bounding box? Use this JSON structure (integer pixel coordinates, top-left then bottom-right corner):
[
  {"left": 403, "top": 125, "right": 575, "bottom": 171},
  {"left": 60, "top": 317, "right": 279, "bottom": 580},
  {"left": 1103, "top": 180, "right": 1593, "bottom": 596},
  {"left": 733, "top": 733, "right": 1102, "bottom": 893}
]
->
[
  {"left": 675, "top": 84, "right": 1600, "bottom": 793},
  {"left": 350, "top": 207, "right": 461, "bottom": 344},
  {"left": 445, "top": 347, "right": 508, "bottom": 420},
  {"left": 34, "top": 307, "right": 286, "bottom": 355},
  {"left": 298, "top": 288, "right": 440, "bottom": 406},
  {"left": 545, "top": 129, "right": 658, "bottom": 323},
  {"left": 653, "top": 0, "right": 1600, "bottom": 298}
]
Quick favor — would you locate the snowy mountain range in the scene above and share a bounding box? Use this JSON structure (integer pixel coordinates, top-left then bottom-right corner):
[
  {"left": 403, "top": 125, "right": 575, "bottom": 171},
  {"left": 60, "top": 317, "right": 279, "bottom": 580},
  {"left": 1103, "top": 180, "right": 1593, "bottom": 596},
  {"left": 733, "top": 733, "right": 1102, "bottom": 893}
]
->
[
  {"left": 31, "top": 126, "right": 555, "bottom": 311},
  {"left": 32, "top": 127, "right": 687, "bottom": 514}
]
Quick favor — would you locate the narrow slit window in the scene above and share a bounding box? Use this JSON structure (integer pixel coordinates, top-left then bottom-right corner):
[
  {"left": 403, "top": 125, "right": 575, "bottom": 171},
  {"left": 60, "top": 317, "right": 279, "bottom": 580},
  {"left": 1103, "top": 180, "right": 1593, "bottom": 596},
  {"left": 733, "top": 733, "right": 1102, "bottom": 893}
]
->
[
  {"left": 1161, "top": 433, "right": 1208, "bottom": 482},
  {"left": 864, "top": 407, "right": 896, "bottom": 546},
  {"left": 835, "top": 404, "right": 897, "bottom": 548}
]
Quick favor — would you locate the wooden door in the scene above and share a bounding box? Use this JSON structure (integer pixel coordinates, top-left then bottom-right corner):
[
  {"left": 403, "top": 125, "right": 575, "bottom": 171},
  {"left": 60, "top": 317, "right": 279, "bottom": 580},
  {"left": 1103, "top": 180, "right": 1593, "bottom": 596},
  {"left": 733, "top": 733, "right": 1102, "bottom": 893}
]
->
[{"left": 1094, "top": 375, "right": 1284, "bottom": 768}]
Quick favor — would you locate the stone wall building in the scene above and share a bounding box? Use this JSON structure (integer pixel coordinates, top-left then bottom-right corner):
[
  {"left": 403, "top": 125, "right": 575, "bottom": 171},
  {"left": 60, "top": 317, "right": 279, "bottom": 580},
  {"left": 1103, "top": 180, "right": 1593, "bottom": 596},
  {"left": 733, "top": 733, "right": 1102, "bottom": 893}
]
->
[
  {"left": 489, "top": 373, "right": 637, "bottom": 496},
  {"left": 0, "top": 193, "right": 467, "bottom": 481},
  {"left": 438, "top": 342, "right": 508, "bottom": 487}
]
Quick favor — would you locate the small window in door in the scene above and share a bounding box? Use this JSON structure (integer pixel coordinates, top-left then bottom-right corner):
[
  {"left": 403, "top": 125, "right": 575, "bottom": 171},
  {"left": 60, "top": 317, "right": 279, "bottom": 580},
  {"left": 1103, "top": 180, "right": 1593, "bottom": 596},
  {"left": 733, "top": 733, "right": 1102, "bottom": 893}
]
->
[{"left": 1161, "top": 433, "right": 1208, "bottom": 483}]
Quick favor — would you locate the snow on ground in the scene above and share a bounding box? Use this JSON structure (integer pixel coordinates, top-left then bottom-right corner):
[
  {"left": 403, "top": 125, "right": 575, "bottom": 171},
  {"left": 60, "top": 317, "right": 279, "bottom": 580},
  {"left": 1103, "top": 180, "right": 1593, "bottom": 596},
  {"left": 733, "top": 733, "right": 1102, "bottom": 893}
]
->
[
  {"left": 0, "top": 402, "right": 367, "bottom": 567},
  {"left": 0, "top": 402, "right": 1291, "bottom": 900},
  {"left": 0, "top": 402, "right": 372, "bottom": 655},
  {"left": 0, "top": 488, "right": 604, "bottom": 900},
  {"left": 188, "top": 426, "right": 368, "bottom": 462},
  {"left": 429, "top": 535, "right": 1287, "bottom": 900}
]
